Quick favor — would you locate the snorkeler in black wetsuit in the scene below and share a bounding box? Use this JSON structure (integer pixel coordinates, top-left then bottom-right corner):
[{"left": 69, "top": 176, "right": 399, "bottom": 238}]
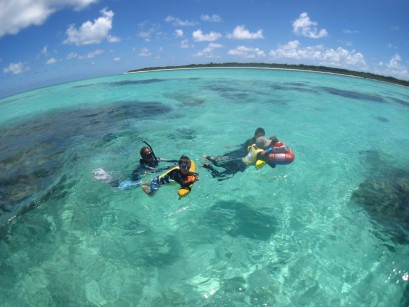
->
[
  {"left": 140, "top": 155, "right": 199, "bottom": 196},
  {"left": 202, "top": 158, "right": 247, "bottom": 181},
  {"left": 131, "top": 146, "right": 178, "bottom": 181},
  {"left": 201, "top": 127, "right": 266, "bottom": 181}
]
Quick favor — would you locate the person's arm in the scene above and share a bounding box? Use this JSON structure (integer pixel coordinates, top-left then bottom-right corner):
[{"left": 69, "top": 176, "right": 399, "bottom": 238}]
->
[
  {"left": 173, "top": 172, "right": 198, "bottom": 187},
  {"left": 261, "top": 147, "right": 273, "bottom": 156},
  {"left": 140, "top": 161, "right": 175, "bottom": 173},
  {"left": 158, "top": 158, "right": 179, "bottom": 163},
  {"left": 140, "top": 182, "right": 154, "bottom": 196}
]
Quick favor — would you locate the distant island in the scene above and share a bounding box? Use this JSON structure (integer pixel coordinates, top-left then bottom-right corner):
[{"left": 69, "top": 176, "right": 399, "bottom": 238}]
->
[{"left": 128, "top": 62, "right": 409, "bottom": 88}]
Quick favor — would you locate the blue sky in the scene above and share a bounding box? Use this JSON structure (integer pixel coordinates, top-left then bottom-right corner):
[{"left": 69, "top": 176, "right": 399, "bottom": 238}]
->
[{"left": 1, "top": 0, "right": 408, "bottom": 98}]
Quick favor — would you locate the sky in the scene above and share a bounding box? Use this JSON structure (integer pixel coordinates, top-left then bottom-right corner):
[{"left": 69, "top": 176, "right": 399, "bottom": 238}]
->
[{"left": 1, "top": 0, "right": 408, "bottom": 98}]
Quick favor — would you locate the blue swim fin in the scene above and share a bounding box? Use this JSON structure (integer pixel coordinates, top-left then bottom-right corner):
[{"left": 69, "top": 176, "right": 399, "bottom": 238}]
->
[{"left": 118, "top": 180, "right": 141, "bottom": 190}]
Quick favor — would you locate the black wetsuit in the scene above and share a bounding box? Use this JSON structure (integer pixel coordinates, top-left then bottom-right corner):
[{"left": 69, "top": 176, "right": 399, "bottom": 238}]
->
[
  {"left": 150, "top": 168, "right": 196, "bottom": 192},
  {"left": 202, "top": 137, "right": 256, "bottom": 181},
  {"left": 203, "top": 137, "right": 277, "bottom": 180},
  {"left": 202, "top": 159, "right": 246, "bottom": 181},
  {"left": 131, "top": 158, "right": 178, "bottom": 181},
  {"left": 218, "top": 137, "right": 257, "bottom": 159}
]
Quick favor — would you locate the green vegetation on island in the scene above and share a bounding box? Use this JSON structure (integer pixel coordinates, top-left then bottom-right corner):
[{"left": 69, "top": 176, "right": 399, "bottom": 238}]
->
[{"left": 128, "top": 62, "right": 409, "bottom": 88}]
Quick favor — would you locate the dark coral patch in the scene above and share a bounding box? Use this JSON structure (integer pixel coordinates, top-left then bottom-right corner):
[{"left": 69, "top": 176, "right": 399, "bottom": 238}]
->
[
  {"left": 320, "top": 87, "right": 385, "bottom": 103},
  {"left": 351, "top": 167, "right": 409, "bottom": 243},
  {"left": 376, "top": 116, "right": 389, "bottom": 122},
  {"left": 110, "top": 79, "right": 166, "bottom": 86},
  {"left": 203, "top": 201, "right": 276, "bottom": 241},
  {"left": 0, "top": 101, "right": 172, "bottom": 227}
]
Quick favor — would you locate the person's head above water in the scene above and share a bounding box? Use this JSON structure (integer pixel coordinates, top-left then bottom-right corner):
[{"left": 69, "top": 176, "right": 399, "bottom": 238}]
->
[
  {"left": 178, "top": 155, "right": 191, "bottom": 174},
  {"left": 140, "top": 146, "right": 154, "bottom": 162},
  {"left": 256, "top": 136, "right": 272, "bottom": 149},
  {"left": 254, "top": 127, "right": 265, "bottom": 139}
]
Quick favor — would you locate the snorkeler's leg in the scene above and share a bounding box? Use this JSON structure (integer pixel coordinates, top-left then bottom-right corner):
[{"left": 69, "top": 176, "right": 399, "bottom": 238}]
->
[
  {"left": 202, "top": 155, "right": 217, "bottom": 163},
  {"left": 140, "top": 182, "right": 152, "bottom": 196},
  {"left": 202, "top": 163, "right": 225, "bottom": 179}
]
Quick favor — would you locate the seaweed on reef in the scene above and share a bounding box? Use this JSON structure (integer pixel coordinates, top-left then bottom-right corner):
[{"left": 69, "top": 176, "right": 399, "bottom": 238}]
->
[
  {"left": 271, "top": 82, "right": 317, "bottom": 94},
  {"left": 351, "top": 166, "right": 409, "bottom": 243},
  {"left": 320, "top": 86, "right": 385, "bottom": 103},
  {"left": 0, "top": 101, "right": 172, "bottom": 228},
  {"left": 389, "top": 97, "right": 409, "bottom": 108},
  {"left": 376, "top": 116, "right": 389, "bottom": 123},
  {"left": 203, "top": 201, "right": 277, "bottom": 241},
  {"left": 205, "top": 84, "right": 250, "bottom": 101},
  {"left": 167, "top": 127, "right": 196, "bottom": 140},
  {"left": 110, "top": 79, "right": 166, "bottom": 86},
  {"left": 140, "top": 234, "right": 181, "bottom": 267}
]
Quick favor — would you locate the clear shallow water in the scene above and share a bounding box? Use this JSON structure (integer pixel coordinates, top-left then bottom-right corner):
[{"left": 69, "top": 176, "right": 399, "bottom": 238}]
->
[{"left": 0, "top": 68, "right": 409, "bottom": 306}]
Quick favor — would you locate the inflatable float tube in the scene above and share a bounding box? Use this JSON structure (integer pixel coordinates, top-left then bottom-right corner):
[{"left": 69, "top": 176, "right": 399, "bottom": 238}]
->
[
  {"left": 268, "top": 142, "right": 295, "bottom": 165},
  {"left": 178, "top": 160, "right": 196, "bottom": 199}
]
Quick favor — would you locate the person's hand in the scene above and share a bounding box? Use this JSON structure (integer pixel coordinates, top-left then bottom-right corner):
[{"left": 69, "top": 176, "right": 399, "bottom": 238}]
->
[
  {"left": 194, "top": 174, "right": 200, "bottom": 181},
  {"left": 260, "top": 150, "right": 267, "bottom": 156}
]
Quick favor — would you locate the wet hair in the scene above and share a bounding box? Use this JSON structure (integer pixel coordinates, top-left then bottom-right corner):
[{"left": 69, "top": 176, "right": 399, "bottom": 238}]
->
[
  {"left": 179, "top": 155, "right": 191, "bottom": 165},
  {"left": 140, "top": 146, "right": 151, "bottom": 157},
  {"left": 269, "top": 136, "right": 279, "bottom": 145},
  {"left": 254, "top": 127, "right": 265, "bottom": 136}
]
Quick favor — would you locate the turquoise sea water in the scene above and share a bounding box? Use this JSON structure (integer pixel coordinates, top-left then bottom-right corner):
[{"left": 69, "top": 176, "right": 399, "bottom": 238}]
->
[{"left": 1, "top": 68, "right": 409, "bottom": 306}]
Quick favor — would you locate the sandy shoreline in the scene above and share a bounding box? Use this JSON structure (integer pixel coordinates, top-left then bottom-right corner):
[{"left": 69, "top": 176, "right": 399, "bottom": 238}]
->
[
  {"left": 127, "top": 66, "right": 409, "bottom": 88},
  {"left": 128, "top": 66, "right": 366, "bottom": 81}
]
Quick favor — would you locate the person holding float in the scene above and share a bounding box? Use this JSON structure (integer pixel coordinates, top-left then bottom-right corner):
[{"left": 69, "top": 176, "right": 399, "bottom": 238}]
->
[
  {"left": 117, "top": 140, "right": 178, "bottom": 190},
  {"left": 242, "top": 136, "right": 295, "bottom": 169},
  {"left": 140, "top": 155, "right": 199, "bottom": 198}
]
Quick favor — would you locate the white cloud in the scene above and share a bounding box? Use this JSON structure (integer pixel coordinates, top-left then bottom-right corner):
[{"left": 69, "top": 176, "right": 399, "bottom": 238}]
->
[
  {"left": 66, "top": 49, "right": 104, "bottom": 60},
  {"left": 195, "top": 42, "right": 222, "bottom": 57},
  {"left": 137, "top": 23, "right": 161, "bottom": 42},
  {"left": 63, "top": 8, "right": 119, "bottom": 45},
  {"left": 378, "top": 54, "right": 409, "bottom": 80},
  {"left": 269, "top": 40, "right": 366, "bottom": 67},
  {"left": 175, "top": 29, "right": 184, "bottom": 37},
  {"left": 343, "top": 29, "right": 359, "bottom": 34},
  {"left": 201, "top": 14, "right": 222, "bottom": 23},
  {"left": 139, "top": 48, "right": 151, "bottom": 57},
  {"left": 293, "top": 12, "right": 328, "bottom": 39},
  {"left": 228, "top": 46, "right": 265, "bottom": 58},
  {"left": 165, "top": 16, "right": 196, "bottom": 26},
  {"left": 227, "top": 25, "right": 264, "bottom": 40},
  {"left": 83, "top": 49, "right": 104, "bottom": 59},
  {"left": 40, "top": 45, "right": 48, "bottom": 57},
  {"left": 107, "top": 35, "right": 120, "bottom": 43},
  {"left": 192, "top": 29, "right": 222, "bottom": 42},
  {"left": 46, "top": 57, "right": 57, "bottom": 64},
  {"left": 0, "top": 0, "right": 98, "bottom": 38},
  {"left": 67, "top": 52, "right": 79, "bottom": 59},
  {"left": 3, "top": 62, "right": 29, "bottom": 74},
  {"left": 113, "top": 57, "right": 121, "bottom": 62},
  {"left": 180, "top": 39, "right": 191, "bottom": 48}
]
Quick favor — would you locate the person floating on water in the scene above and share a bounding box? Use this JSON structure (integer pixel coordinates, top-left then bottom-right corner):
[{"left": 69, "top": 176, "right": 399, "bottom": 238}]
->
[
  {"left": 130, "top": 145, "right": 178, "bottom": 181},
  {"left": 202, "top": 128, "right": 277, "bottom": 181},
  {"left": 242, "top": 136, "right": 280, "bottom": 169},
  {"left": 140, "top": 155, "right": 199, "bottom": 197},
  {"left": 204, "top": 127, "right": 266, "bottom": 164},
  {"left": 94, "top": 140, "right": 178, "bottom": 190}
]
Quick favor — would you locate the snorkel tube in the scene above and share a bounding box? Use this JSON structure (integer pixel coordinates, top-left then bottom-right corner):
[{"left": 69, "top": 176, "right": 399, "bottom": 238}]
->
[{"left": 142, "top": 140, "right": 159, "bottom": 164}]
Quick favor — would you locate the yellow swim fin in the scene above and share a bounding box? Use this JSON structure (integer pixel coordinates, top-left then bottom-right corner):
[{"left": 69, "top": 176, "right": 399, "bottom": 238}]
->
[{"left": 255, "top": 160, "right": 266, "bottom": 169}]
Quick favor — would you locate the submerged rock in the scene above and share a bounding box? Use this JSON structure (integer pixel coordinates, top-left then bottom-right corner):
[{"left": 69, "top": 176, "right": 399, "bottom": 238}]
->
[
  {"left": 0, "top": 101, "right": 172, "bottom": 228},
  {"left": 167, "top": 127, "right": 196, "bottom": 140},
  {"left": 351, "top": 167, "right": 409, "bottom": 242},
  {"left": 376, "top": 116, "right": 389, "bottom": 122},
  {"left": 203, "top": 201, "right": 276, "bottom": 241}
]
